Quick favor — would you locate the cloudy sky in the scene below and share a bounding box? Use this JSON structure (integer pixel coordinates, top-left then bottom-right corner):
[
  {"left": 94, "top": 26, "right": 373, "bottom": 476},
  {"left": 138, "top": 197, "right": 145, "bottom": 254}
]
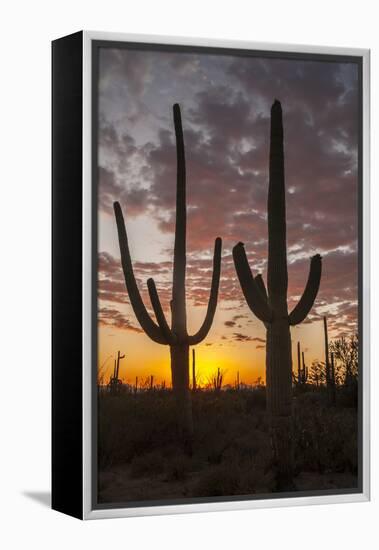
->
[{"left": 96, "top": 44, "right": 360, "bottom": 387}]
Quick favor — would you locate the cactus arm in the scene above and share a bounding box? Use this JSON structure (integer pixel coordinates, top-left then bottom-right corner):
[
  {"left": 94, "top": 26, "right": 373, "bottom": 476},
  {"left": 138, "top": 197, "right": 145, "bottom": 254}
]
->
[
  {"left": 288, "top": 254, "right": 322, "bottom": 326},
  {"left": 113, "top": 201, "right": 167, "bottom": 344},
  {"left": 147, "top": 278, "right": 177, "bottom": 344},
  {"left": 255, "top": 274, "right": 268, "bottom": 302},
  {"left": 254, "top": 274, "right": 269, "bottom": 329},
  {"left": 187, "top": 237, "right": 222, "bottom": 345},
  {"left": 232, "top": 242, "right": 273, "bottom": 324}
]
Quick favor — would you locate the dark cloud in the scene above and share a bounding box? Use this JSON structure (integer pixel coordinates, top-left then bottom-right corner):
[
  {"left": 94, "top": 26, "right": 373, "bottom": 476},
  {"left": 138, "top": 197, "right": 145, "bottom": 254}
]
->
[
  {"left": 97, "top": 48, "right": 359, "bottom": 339},
  {"left": 233, "top": 333, "right": 253, "bottom": 342},
  {"left": 98, "top": 306, "right": 143, "bottom": 333},
  {"left": 232, "top": 314, "right": 248, "bottom": 321}
]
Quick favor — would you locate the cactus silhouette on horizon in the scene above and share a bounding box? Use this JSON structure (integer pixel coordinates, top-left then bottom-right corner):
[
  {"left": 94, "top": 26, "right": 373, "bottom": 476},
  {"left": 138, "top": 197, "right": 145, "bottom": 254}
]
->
[
  {"left": 212, "top": 367, "right": 223, "bottom": 393},
  {"left": 301, "top": 350, "right": 308, "bottom": 385},
  {"left": 297, "top": 341, "right": 301, "bottom": 385},
  {"left": 323, "top": 316, "right": 336, "bottom": 404},
  {"left": 296, "top": 342, "right": 308, "bottom": 386},
  {"left": 233, "top": 100, "right": 322, "bottom": 487},
  {"left": 109, "top": 350, "right": 125, "bottom": 395},
  {"left": 114, "top": 104, "right": 222, "bottom": 448}
]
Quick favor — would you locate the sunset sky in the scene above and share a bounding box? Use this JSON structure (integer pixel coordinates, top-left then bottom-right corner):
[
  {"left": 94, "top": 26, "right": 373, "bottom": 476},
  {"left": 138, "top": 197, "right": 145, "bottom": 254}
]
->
[{"left": 96, "top": 44, "right": 359, "bottom": 387}]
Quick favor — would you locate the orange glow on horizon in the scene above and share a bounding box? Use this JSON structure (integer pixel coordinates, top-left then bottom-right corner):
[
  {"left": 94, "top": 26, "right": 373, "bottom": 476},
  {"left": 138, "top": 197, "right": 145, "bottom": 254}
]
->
[{"left": 97, "top": 313, "right": 335, "bottom": 388}]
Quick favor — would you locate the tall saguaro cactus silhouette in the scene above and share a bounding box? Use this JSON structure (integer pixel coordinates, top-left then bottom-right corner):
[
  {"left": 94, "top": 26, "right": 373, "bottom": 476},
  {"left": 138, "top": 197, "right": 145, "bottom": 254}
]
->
[
  {"left": 114, "top": 104, "right": 222, "bottom": 446},
  {"left": 233, "top": 100, "right": 322, "bottom": 486}
]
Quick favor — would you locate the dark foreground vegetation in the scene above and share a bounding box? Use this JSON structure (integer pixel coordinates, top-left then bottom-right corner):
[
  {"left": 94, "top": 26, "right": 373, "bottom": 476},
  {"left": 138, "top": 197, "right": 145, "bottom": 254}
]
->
[{"left": 98, "top": 384, "right": 358, "bottom": 504}]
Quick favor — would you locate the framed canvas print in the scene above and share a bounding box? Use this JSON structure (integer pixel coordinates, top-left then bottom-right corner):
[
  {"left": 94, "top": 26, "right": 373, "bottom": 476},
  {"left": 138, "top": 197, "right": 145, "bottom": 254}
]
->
[{"left": 52, "top": 31, "right": 370, "bottom": 519}]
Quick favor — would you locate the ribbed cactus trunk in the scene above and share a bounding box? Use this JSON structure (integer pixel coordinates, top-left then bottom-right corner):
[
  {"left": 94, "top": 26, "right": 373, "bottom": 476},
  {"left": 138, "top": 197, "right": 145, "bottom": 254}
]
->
[
  {"left": 170, "top": 344, "right": 192, "bottom": 441},
  {"left": 114, "top": 104, "right": 222, "bottom": 452},
  {"left": 233, "top": 100, "right": 322, "bottom": 490},
  {"left": 192, "top": 348, "right": 197, "bottom": 391},
  {"left": 169, "top": 106, "right": 193, "bottom": 443},
  {"left": 266, "top": 101, "right": 293, "bottom": 486}
]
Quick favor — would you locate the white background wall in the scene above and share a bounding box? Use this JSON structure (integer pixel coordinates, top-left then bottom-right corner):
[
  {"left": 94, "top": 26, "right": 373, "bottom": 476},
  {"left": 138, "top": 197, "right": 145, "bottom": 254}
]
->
[{"left": 0, "top": 1, "right": 377, "bottom": 547}]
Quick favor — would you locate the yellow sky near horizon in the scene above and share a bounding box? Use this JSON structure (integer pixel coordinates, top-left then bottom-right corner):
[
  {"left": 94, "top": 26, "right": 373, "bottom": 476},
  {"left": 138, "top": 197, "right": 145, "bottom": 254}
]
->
[{"left": 97, "top": 305, "right": 328, "bottom": 388}]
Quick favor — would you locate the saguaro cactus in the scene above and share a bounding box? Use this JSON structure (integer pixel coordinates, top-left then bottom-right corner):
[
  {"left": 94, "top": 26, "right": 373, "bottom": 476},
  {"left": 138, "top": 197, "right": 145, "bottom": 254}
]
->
[
  {"left": 116, "top": 350, "right": 125, "bottom": 380},
  {"left": 297, "top": 341, "right": 301, "bottom": 385},
  {"left": 301, "top": 350, "right": 308, "bottom": 385},
  {"left": 323, "top": 316, "right": 336, "bottom": 404},
  {"left": 109, "top": 350, "right": 125, "bottom": 394},
  {"left": 233, "top": 100, "right": 322, "bottom": 487},
  {"left": 114, "top": 104, "right": 222, "bottom": 446},
  {"left": 192, "top": 348, "right": 197, "bottom": 391},
  {"left": 212, "top": 368, "right": 223, "bottom": 393},
  {"left": 330, "top": 352, "right": 336, "bottom": 392}
]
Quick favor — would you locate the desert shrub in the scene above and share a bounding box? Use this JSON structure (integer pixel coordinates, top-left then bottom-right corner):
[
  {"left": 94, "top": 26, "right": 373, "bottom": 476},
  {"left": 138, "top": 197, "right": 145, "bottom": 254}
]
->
[
  {"left": 130, "top": 449, "right": 165, "bottom": 478},
  {"left": 294, "top": 390, "right": 327, "bottom": 407},
  {"left": 227, "top": 428, "right": 271, "bottom": 466},
  {"left": 98, "top": 385, "right": 358, "bottom": 501},
  {"left": 164, "top": 454, "right": 193, "bottom": 482},
  {"left": 195, "top": 464, "right": 241, "bottom": 497},
  {"left": 293, "top": 400, "right": 358, "bottom": 475},
  {"left": 342, "top": 432, "right": 358, "bottom": 473},
  {"left": 98, "top": 390, "right": 179, "bottom": 469},
  {"left": 243, "top": 387, "right": 266, "bottom": 412},
  {"left": 195, "top": 456, "right": 274, "bottom": 497},
  {"left": 337, "top": 381, "right": 358, "bottom": 408}
]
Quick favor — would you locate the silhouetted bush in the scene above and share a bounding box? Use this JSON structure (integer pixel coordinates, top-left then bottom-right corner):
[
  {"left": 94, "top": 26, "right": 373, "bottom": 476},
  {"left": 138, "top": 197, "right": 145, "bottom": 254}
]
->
[
  {"left": 164, "top": 454, "right": 193, "bottom": 482},
  {"left": 293, "top": 395, "right": 358, "bottom": 475},
  {"left": 98, "top": 387, "right": 358, "bottom": 503},
  {"left": 130, "top": 450, "right": 165, "bottom": 478}
]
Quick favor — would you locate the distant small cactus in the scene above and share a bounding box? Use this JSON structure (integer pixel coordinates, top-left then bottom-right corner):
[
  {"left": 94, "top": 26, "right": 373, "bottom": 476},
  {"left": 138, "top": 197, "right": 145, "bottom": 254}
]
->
[
  {"left": 236, "top": 371, "right": 240, "bottom": 391},
  {"left": 109, "top": 350, "right": 125, "bottom": 395},
  {"left": 324, "top": 316, "right": 336, "bottom": 404},
  {"left": 212, "top": 368, "right": 223, "bottom": 393}
]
